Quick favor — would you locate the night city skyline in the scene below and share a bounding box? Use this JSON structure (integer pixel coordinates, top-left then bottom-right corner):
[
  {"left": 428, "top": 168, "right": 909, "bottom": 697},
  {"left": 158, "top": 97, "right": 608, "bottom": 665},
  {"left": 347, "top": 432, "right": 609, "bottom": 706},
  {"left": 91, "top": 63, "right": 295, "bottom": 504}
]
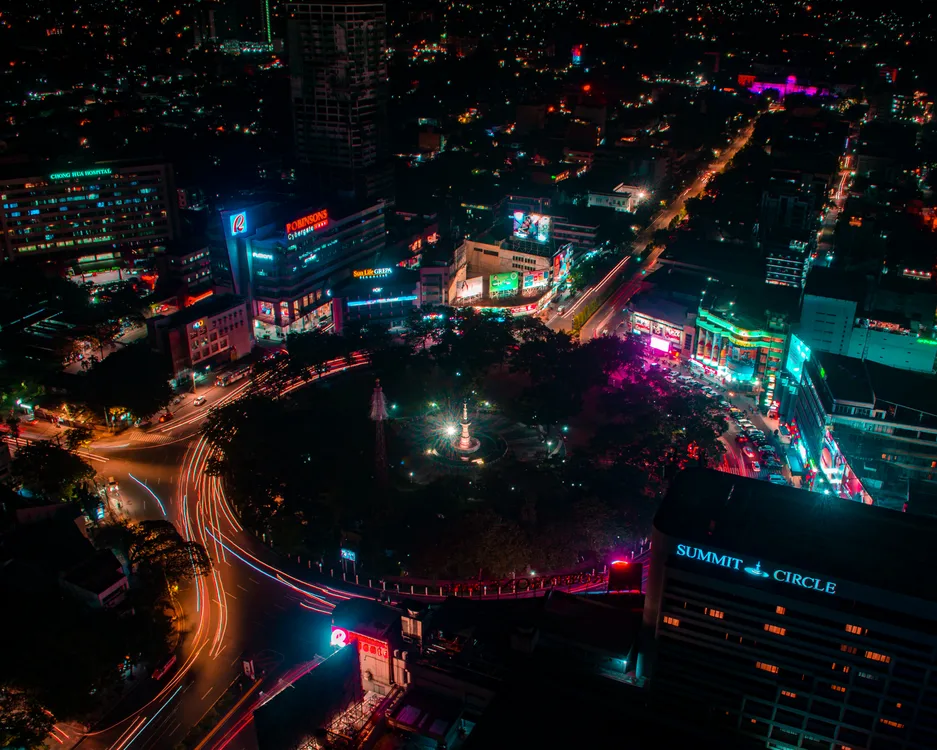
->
[{"left": 2, "top": 1, "right": 937, "bottom": 749}]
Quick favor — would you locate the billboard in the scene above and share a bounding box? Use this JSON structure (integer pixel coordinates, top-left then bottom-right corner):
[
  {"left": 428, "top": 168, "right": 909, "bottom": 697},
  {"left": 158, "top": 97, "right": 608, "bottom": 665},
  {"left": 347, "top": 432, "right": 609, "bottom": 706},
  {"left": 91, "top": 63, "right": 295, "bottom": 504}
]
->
[
  {"left": 513, "top": 212, "right": 551, "bottom": 242},
  {"left": 230, "top": 211, "right": 247, "bottom": 236},
  {"left": 522, "top": 270, "right": 550, "bottom": 289},
  {"left": 649, "top": 335, "right": 671, "bottom": 352},
  {"left": 489, "top": 272, "right": 519, "bottom": 296},
  {"left": 457, "top": 276, "right": 484, "bottom": 299},
  {"left": 286, "top": 209, "right": 329, "bottom": 240},
  {"left": 553, "top": 243, "right": 574, "bottom": 281}
]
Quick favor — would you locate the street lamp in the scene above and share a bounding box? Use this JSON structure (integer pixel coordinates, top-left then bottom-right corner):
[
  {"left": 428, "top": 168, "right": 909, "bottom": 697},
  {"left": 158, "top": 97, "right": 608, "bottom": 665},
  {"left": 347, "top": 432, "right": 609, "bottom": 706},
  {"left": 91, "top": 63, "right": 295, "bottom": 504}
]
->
[{"left": 445, "top": 425, "right": 457, "bottom": 436}]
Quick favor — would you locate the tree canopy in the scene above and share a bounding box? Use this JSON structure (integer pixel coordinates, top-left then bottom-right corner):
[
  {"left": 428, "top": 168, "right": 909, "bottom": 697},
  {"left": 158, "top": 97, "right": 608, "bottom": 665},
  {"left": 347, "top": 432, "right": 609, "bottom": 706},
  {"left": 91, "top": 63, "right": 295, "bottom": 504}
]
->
[{"left": 11, "top": 442, "right": 96, "bottom": 501}]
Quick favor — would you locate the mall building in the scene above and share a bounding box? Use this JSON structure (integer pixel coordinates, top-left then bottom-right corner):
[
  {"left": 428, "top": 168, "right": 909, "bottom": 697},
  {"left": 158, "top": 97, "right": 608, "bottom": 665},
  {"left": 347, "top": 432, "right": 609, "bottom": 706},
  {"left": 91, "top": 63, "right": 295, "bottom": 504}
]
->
[
  {"left": 0, "top": 160, "right": 178, "bottom": 263},
  {"left": 642, "top": 469, "right": 937, "bottom": 750},
  {"left": 217, "top": 200, "right": 388, "bottom": 339},
  {"left": 694, "top": 283, "right": 797, "bottom": 410}
]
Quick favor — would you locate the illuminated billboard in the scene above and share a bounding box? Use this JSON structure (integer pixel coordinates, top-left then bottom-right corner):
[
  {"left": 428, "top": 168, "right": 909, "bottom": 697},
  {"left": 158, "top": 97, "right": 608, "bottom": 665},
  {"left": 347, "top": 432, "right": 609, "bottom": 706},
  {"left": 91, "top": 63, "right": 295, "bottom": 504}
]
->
[
  {"left": 522, "top": 270, "right": 550, "bottom": 289},
  {"left": 553, "top": 243, "right": 574, "bottom": 282},
  {"left": 649, "top": 335, "right": 671, "bottom": 352},
  {"left": 513, "top": 212, "right": 551, "bottom": 242},
  {"left": 49, "top": 167, "right": 113, "bottom": 181},
  {"left": 286, "top": 209, "right": 329, "bottom": 240},
  {"left": 457, "top": 276, "right": 484, "bottom": 299},
  {"left": 489, "top": 272, "right": 519, "bottom": 296},
  {"left": 230, "top": 211, "right": 247, "bottom": 236}
]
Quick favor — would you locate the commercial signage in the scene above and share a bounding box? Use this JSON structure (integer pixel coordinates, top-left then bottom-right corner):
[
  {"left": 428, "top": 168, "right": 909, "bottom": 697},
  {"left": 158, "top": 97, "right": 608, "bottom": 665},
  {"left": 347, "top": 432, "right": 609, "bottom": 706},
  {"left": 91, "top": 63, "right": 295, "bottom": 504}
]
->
[
  {"left": 513, "top": 212, "right": 551, "bottom": 242},
  {"left": 490, "top": 272, "right": 519, "bottom": 296},
  {"left": 49, "top": 167, "right": 113, "bottom": 180},
  {"left": 286, "top": 209, "right": 329, "bottom": 240},
  {"left": 230, "top": 212, "right": 247, "bottom": 236},
  {"left": 347, "top": 295, "right": 418, "bottom": 308},
  {"left": 251, "top": 251, "right": 273, "bottom": 261},
  {"left": 675, "top": 544, "right": 837, "bottom": 595},
  {"left": 649, "top": 335, "right": 671, "bottom": 352},
  {"left": 553, "top": 243, "right": 573, "bottom": 281},
  {"left": 329, "top": 627, "right": 389, "bottom": 659},
  {"left": 352, "top": 267, "right": 392, "bottom": 279},
  {"left": 340, "top": 548, "right": 356, "bottom": 562},
  {"left": 523, "top": 270, "right": 550, "bottom": 289},
  {"left": 457, "top": 276, "right": 484, "bottom": 299}
]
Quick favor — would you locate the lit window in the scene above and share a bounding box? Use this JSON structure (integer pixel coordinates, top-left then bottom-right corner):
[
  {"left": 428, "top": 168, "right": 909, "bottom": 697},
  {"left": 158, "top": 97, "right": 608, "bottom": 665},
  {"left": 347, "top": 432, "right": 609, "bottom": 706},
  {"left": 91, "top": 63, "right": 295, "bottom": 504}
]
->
[
  {"left": 880, "top": 719, "right": 904, "bottom": 729},
  {"left": 765, "top": 624, "right": 786, "bottom": 636},
  {"left": 706, "top": 608, "right": 725, "bottom": 619},
  {"left": 781, "top": 690, "right": 797, "bottom": 698},
  {"left": 755, "top": 662, "right": 779, "bottom": 674},
  {"left": 840, "top": 645, "right": 858, "bottom": 654},
  {"left": 845, "top": 624, "right": 866, "bottom": 635},
  {"left": 776, "top": 606, "right": 786, "bottom": 615},
  {"left": 663, "top": 615, "right": 680, "bottom": 627},
  {"left": 831, "top": 684, "right": 846, "bottom": 693},
  {"left": 864, "top": 651, "right": 890, "bottom": 663}
]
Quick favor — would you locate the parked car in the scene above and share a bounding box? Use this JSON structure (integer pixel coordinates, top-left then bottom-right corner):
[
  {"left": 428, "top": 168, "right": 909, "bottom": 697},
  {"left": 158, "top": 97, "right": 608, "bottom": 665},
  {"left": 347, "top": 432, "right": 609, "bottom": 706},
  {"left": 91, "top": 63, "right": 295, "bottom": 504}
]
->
[
  {"left": 193, "top": 396, "right": 207, "bottom": 406},
  {"left": 107, "top": 476, "right": 119, "bottom": 493},
  {"left": 751, "top": 461, "right": 762, "bottom": 473},
  {"left": 742, "top": 445, "right": 757, "bottom": 459},
  {"left": 158, "top": 412, "right": 173, "bottom": 423},
  {"left": 768, "top": 474, "right": 787, "bottom": 485}
]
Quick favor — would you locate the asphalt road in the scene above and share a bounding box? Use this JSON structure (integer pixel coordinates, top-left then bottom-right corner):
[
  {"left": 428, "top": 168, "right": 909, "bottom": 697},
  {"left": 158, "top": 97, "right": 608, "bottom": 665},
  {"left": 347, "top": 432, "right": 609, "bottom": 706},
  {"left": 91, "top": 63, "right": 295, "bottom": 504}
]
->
[{"left": 545, "top": 121, "right": 757, "bottom": 341}]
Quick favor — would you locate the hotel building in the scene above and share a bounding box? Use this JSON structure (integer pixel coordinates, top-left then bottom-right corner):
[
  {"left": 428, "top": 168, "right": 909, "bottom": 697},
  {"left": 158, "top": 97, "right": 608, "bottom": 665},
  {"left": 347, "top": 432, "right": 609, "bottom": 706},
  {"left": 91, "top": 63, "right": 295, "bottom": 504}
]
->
[
  {"left": 0, "top": 161, "right": 177, "bottom": 262},
  {"left": 642, "top": 469, "right": 937, "bottom": 750}
]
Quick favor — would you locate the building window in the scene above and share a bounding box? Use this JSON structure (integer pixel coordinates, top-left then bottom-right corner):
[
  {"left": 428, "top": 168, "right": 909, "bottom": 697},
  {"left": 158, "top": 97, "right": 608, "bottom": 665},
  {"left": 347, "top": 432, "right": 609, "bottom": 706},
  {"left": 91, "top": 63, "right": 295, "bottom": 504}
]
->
[
  {"left": 845, "top": 624, "right": 866, "bottom": 635},
  {"left": 765, "top": 624, "right": 786, "bottom": 636},
  {"left": 831, "top": 684, "right": 846, "bottom": 693},
  {"left": 776, "top": 606, "right": 786, "bottom": 615},
  {"left": 663, "top": 615, "right": 680, "bottom": 627},
  {"left": 879, "top": 719, "right": 904, "bottom": 729},
  {"left": 840, "top": 645, "right": 857, "bottom": 654},
  {"left": 706, "top": 608, "right": 725, "bottom": 619},
  {"left": 756, "top": 662, "right": 779, "bottom": 674},
  {"left": 864, "top": 651, "right": 890, "bottom": 663},
  {"left": 781, "top": 691, "right": 797, "bottom": 699}
]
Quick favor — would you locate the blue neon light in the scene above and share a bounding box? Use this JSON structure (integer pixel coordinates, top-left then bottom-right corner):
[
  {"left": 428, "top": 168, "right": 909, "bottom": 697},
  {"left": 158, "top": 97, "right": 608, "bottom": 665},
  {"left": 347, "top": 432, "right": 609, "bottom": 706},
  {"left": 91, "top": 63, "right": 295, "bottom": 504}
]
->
[
  {"left": 347, "top": 295, "right": 418, "bottom": 308},
  {"left": 128, "top": 473, "right": 167, "bottom": 516},
  {"left": 230, "top": 211, "right": 247, "bottom": 236}
]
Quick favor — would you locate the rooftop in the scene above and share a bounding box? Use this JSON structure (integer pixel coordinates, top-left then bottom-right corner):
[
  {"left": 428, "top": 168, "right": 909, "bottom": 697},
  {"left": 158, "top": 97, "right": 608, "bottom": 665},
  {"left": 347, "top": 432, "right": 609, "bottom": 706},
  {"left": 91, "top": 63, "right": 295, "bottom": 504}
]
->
[
  {"left": 814, "top": 350, "right": 937, "bottom": 415},
  {"left": 62, "top": 549, "right": 125, "bottom": 594},
  {"left": 655, "top": 469, "right": 937, "bottom": 605},
  {"left": 630, "top": 295, "right": 692, "bottom": 327},
  {"left": 158, "top": 294, "right": 247, "bottom": 328},
  {"left": 803, "top": 267, "right": 869, "bottom": 305}
]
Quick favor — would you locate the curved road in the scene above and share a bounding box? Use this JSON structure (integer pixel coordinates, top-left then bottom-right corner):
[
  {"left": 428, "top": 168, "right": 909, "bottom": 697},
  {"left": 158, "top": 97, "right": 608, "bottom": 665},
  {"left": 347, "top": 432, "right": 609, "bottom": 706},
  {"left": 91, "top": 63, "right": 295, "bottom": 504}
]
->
[{"left": 26, "top": 354, "right": 603, "bottom": 750}]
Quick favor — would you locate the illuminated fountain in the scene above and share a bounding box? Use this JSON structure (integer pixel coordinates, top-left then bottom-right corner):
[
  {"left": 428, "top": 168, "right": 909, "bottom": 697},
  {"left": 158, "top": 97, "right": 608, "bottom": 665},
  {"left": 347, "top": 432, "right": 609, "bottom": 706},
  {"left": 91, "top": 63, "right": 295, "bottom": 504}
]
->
[{"left": 422, "top": 399, "right": 510, "bottom": 471}]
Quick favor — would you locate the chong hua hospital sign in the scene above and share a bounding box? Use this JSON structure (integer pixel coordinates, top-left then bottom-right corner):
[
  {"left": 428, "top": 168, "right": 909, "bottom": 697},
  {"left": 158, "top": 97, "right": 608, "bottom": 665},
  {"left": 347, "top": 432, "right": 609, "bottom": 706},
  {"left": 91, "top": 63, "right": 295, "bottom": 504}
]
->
[{"left": 676, "top": 544, "right": 837, "bottom": 595}]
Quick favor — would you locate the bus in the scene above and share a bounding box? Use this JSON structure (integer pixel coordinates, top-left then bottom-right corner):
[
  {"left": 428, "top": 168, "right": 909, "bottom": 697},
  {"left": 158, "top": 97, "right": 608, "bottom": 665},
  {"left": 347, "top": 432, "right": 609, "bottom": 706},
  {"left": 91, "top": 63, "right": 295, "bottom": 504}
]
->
[{"left": 215, "top": 367, "right": 250, "bottom": 387}]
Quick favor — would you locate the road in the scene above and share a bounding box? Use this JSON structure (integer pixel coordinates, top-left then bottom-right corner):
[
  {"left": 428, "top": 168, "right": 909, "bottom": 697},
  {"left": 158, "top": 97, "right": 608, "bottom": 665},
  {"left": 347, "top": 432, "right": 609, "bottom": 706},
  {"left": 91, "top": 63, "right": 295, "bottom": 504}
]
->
[
  {"left": 18, "top": 352, "right": 603, "bottom": 750},
  {"left": 546, "top": 120, "right": 757, "bottom": 340}
]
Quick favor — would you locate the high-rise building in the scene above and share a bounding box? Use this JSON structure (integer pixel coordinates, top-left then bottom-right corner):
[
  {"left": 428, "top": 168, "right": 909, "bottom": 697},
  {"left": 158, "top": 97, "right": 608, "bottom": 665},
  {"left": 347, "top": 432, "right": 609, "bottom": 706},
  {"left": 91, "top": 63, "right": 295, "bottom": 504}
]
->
[
  {"left": 642, "top": 469, "right": 937, "bottom": 750},
  {"left": 287, "top": 1, "right": 393, "bottom": 202},
  {"left": 0, "top": 161, "right": 177, "bottom": 263}
]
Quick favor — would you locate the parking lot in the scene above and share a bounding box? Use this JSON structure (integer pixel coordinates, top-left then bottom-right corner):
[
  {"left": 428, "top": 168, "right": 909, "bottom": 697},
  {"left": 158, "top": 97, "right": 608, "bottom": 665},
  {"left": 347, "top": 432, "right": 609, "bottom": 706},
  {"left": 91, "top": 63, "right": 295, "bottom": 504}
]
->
[{"left": 652, "top": 362, "right": 793, "bottom": 486}]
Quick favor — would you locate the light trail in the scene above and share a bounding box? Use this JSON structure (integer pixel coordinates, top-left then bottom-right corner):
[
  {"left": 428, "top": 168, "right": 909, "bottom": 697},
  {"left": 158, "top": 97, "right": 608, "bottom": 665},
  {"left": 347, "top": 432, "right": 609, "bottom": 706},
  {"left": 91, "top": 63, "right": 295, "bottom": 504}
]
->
[
  {"left": 122, "top": 684, "right": 183, "bottom": 750},
  {"left": 107, "top": 716, "right": 147, "bottom": 750},
  {"left": 127, "top": 473, "right": 167, "bottom": 516}
]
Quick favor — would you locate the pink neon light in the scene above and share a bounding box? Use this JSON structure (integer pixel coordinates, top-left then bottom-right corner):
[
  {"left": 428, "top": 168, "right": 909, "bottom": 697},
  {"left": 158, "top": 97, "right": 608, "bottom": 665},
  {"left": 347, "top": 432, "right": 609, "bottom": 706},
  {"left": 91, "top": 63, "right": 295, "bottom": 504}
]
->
[
  {"left": 649, "top": 335, "right": 671, "bottom": 352},
  {"left": 746, "top": 76, "right": 828, "bottom": 98}
]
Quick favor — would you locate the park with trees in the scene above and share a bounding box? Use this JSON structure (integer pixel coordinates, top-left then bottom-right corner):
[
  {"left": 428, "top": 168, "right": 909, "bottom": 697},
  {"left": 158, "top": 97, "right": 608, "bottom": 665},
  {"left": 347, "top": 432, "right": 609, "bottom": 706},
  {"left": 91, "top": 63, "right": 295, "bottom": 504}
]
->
[{"left": 202, "top": 308, "right": 727, "bottom": 581}]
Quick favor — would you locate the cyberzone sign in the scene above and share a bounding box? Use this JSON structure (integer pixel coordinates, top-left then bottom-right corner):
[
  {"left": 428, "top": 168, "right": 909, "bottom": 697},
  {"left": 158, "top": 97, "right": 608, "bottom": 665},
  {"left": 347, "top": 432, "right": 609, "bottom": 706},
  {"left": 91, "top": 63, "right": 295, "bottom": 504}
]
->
[{"left": 676, "top": 544, "right": 837, "bottom": 595}]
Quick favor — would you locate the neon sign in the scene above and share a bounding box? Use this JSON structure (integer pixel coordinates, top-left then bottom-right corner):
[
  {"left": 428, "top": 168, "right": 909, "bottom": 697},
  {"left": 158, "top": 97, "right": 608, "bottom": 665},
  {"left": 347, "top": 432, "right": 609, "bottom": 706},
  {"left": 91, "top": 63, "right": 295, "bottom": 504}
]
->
[
  {"left": 352, "top": 267, "right": 393, "bottom": 279},
  {"left": 347, "top": 295, "right": 417, "bottom": 308},
  {"left": 252, "top": 252, "right": 274, "bottom": 260},
  {"left": 675, "top": 544, "right": 837, "bottom": 595},
  {"left": 286, "top": 209, "right": 328, "bottom": 239},
  {"left": 331, "top": 627, "right": 349, "bottom": 648},
  {"left": 49, "top": 167, "right": 113, "bottom": 180},
  {"left": 230, "top": 212, "right": 247, "bottom": 236}
]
